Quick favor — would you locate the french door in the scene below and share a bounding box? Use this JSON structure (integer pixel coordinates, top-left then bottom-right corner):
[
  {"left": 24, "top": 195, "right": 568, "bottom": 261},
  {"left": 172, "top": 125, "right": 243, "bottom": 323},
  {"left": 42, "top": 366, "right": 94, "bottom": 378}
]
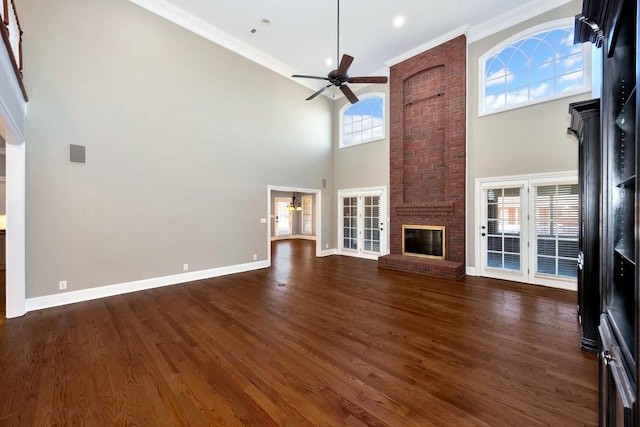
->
[
  {"left": 338, "top": 188, "right": 387, "bottom": 259},
  {"left": 275, "top": 197, "right": 293, "bottom": 238},
  {"left": 480, "top": 182, "right": 528, "bottom": 282},
  {"left": 478, "top": 175, "right": 579, "bottom": 290}
]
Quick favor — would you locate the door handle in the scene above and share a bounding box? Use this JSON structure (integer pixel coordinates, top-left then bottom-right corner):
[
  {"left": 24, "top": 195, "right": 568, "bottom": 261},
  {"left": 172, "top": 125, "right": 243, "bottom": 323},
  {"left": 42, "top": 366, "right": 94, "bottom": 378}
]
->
[{"left": 577, "top": 252, "right": 584, "bottom": 270}]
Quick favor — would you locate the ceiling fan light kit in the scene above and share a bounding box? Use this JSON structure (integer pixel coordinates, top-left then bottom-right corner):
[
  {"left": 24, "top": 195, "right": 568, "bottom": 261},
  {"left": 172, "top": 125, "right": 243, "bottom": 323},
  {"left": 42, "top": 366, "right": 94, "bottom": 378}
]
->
[{"left": 291, "top": 0, "right": 388, "bottom": 104}]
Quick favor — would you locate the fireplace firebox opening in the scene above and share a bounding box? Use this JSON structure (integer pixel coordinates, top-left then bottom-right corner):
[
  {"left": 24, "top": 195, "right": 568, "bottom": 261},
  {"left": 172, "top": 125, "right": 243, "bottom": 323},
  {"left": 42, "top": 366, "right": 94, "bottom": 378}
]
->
[{"left": 402, "top": 225, "right": 445, "bottom": 260}]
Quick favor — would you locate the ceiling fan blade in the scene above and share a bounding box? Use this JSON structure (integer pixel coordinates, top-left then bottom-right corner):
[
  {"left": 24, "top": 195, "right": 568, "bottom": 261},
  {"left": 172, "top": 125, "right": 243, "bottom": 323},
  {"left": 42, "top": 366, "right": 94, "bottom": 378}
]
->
[
  {"left": 348, "top": 76, "right": 388, "bottom": 84},
  {"left": 337, "top": 54, "right": 354, "bottom": 76},
  {"left": 340, "top": 85, "right": 359, "bottom": 104},
  {"left": 292, "top": 74, "right": 330, "bottom": 81},
  {"left": 306, "top": 84, "right": 333, "bottom": 101}
]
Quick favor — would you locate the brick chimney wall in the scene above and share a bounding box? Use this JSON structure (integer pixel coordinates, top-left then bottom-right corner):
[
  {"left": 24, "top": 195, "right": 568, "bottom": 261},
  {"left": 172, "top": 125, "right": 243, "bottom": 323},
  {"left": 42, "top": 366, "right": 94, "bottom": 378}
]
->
[{"left": 379, "top": 35, "right": 466, "bottom": 279}]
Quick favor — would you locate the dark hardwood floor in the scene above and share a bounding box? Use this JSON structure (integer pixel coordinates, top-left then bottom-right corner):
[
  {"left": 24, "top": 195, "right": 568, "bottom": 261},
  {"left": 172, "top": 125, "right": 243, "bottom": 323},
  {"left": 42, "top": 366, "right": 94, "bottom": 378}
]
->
[{"left": 0, "top": 240, "right": 597, "bottom": 425}]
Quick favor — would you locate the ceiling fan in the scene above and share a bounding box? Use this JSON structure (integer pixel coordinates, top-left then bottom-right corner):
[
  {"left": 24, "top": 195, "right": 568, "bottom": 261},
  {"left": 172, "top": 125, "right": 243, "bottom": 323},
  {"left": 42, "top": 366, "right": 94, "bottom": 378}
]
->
[{"left": 291, "top": 0, "right": 388, "bottom": 104}]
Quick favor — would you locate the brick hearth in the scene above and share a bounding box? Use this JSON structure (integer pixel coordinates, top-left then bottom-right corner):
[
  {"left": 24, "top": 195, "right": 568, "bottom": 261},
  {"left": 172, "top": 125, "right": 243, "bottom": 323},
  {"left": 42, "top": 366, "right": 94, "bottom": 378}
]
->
[
  {"left": 378, "top": 255, "right": 465, "bottom": 280},
  {"left": 378, "top": 35, "right": 466, "bottom": 280}
]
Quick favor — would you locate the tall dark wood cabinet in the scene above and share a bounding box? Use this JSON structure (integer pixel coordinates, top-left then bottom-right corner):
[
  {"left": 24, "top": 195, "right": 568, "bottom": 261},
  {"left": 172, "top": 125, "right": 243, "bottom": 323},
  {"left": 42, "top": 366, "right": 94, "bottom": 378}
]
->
[
  {"left": 576, "top": 0, "right": 639, "bottom": 425},
  {"left": 568, "top": 99, "right": 601, "bottom": 353}
]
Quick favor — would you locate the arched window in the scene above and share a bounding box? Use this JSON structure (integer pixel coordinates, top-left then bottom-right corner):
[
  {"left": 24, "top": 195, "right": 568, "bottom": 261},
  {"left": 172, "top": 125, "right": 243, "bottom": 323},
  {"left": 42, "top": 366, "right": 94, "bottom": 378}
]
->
[
  {"left": 339, "top": 93, "right": 385, "bottom": 148},
  {"left": 479, "top": 19, "right": 590, "bottom": 115}
]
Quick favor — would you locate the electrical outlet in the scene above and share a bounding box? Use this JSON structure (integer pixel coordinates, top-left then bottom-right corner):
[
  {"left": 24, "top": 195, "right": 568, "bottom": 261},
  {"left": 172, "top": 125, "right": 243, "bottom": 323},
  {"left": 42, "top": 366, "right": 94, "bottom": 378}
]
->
[
  {"left": 183, "top": 264, "right": 189, "bottom": 271},
  {"left": 253, "top": 254, "right": 257, "bottom": 261},
  {"left": 326, "top": 244, "right": 329, "bottom": 249},
  {"left": 59, "top": 280, "right": 67, "bottom": 290}
]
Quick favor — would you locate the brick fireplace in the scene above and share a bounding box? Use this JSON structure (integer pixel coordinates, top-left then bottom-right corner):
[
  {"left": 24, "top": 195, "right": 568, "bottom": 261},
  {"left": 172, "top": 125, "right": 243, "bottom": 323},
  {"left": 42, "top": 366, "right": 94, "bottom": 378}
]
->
[{"left": 378, "top": 35, "right": 466, "bottom": 280}]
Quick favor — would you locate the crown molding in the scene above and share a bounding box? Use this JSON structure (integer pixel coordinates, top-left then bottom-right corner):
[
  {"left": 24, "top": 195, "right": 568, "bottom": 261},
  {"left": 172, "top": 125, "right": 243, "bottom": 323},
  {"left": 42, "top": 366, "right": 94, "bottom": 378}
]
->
[
  {"left": 385, "top": 25, "right": 469, "bottom": 68},
  {"left": 127, "top": 0, "right": 297, "bottom": 80},
  {"left": 384, "top": 0, "right": 574, "bottom": 67},
  {"left": 467, "top": 0, "right": 574, "bottom": 43}
]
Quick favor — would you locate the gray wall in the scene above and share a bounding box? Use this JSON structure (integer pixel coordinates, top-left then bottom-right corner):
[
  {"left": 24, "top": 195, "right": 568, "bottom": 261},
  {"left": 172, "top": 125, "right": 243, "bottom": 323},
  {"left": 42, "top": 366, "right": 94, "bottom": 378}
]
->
[
  {"left": 21, "top": 0, "right": 334, "bottom": 297},
  {"left": 466, "top": 0, "right": 590, "bottom": 269},
  {"left": 333, "top": 85, "right": 390, "bottom": 251}
]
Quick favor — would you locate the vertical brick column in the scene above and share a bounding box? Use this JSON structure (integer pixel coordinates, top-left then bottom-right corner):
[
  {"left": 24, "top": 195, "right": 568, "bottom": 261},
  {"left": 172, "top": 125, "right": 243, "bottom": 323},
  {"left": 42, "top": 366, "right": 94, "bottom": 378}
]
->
[{"left": 380, "top": 35, "right": 466, "bottom": 279}]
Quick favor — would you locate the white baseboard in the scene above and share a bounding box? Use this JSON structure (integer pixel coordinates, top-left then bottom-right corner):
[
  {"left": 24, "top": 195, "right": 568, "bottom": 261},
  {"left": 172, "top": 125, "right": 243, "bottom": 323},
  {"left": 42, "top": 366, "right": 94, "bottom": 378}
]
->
[
  {"left": 271, "top": 235, "right": 317, "bottom": 241},
  {"left": 319, "top": 249, "right": 337, "bottom": 257},
  {"left": 466, "top": 266, "right": 477, "bottom": 276},
  {"left": 25, "top": 260, "right": 270, "bottom": 312},
  {"left": 336, "top": 250, "right": 380, "bottom": 261}
]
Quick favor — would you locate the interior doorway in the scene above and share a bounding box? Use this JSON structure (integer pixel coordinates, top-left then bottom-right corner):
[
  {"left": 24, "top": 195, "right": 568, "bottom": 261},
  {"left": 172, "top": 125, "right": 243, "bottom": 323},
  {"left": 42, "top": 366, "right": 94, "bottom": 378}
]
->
[{"left": 267, "top": 186, "right": 322, "bottom": 265}]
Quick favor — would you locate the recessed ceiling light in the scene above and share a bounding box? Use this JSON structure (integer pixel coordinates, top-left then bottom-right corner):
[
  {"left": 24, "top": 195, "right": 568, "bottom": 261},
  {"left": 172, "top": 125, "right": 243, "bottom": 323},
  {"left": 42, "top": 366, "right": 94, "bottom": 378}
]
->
[
  {"left": 394, "top": 16, "right": 405, "bottom": 28},
  {"left": 326, "top": 58, "right": 333, "bottom": 66},
  {"left": 261, "top": 18, "right": 271, "bottom": 26}
]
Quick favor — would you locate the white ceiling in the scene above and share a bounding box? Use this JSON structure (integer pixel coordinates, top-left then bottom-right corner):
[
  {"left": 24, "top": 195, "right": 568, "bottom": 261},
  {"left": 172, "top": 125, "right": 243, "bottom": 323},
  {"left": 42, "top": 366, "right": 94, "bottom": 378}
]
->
[{"left": 130, "top": 0, "right": 574, "bottom": 96}]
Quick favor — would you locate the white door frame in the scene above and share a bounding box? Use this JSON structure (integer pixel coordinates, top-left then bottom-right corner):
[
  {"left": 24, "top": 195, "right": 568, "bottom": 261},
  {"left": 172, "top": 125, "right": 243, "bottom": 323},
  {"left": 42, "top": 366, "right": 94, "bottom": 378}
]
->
[
  {"left": 0, "top": 106, "right": 26, "bottom": 318},
  {"left": 267, "top": 186, "right": 322, "bottom": 265},
  {"left": 337, "top": 186, "right": 387, "bottom": 260},
  {"left": 478, "top": 179, "right": 529, "bottom": 283}
]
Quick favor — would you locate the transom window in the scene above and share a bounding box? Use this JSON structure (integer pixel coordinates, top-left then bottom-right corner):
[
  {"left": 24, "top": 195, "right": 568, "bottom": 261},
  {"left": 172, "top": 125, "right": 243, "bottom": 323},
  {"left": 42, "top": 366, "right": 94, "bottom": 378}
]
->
[
  {"left": 339, "top": 93, "right": 385, "bottom": 148},
  {"left": 479, "top": 19, "right": 589, "bottom": 115}
]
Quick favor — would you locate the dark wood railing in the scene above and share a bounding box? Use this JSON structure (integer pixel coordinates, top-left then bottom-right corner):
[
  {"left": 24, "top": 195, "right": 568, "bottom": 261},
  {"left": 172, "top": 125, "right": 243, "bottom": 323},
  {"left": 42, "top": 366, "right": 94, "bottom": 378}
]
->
[{"left": 1, "top": 0, "right": 27, "bottom": 101}]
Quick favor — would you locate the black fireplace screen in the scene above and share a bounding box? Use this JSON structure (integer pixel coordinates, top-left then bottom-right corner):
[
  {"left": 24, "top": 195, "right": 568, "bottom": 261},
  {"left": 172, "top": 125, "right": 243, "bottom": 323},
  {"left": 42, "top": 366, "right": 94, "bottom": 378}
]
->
[{"left": 402, "top": 225, "right": 445, "bottom": 259}]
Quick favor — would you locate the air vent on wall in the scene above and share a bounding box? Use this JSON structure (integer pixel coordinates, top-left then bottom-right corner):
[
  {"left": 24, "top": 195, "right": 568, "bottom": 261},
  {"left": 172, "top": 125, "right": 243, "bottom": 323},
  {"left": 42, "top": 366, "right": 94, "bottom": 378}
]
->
[{"left": 69, "top": 144, "right": 86, "bottom": 164}]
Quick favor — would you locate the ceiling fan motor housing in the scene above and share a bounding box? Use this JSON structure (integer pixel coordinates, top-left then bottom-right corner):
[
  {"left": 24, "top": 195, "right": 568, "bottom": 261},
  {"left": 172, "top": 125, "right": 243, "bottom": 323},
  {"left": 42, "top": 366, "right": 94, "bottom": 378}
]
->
[{"left": 328, "top": 70, "right": 348, "bottom": 86}]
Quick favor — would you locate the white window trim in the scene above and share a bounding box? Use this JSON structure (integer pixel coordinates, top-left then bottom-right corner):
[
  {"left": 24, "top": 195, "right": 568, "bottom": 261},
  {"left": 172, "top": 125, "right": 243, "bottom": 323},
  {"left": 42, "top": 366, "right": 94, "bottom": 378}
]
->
[
  {"left": 301, "top": 195, "right": 313, "bottom": 235},
  {"left": 339, "top": 92, "right": 386, "bottom": 149},
  {"left": 478, "top": 18, "right": 592, "bottom": 117}
]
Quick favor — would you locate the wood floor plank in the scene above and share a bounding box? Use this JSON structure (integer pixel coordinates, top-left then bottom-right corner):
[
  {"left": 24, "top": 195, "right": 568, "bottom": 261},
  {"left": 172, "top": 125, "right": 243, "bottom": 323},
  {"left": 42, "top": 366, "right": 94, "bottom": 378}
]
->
[{"left": 0, "top": 240, "right": 598, "bottom": 425}]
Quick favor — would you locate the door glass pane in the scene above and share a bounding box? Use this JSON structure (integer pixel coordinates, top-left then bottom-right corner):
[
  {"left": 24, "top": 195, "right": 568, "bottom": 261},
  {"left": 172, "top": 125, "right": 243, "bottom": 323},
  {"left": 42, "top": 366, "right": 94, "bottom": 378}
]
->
[
  {"left": 302, "top": 196, "right": 312, "bottom": 234},
  {"left": 534, "top": 184, "right": 579, "bottom": 278},
  {"left": 363, "top": 196, "right": 381, "bottom": 253},
  {"left": 342, "top": 197, "right": 358, "bottom": 250},
  {"left": 302, "top": 196, "right": 313, "bottom": 234},
  {"left": 486, "top": 187, "right": 521, "bottom": 271}
]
